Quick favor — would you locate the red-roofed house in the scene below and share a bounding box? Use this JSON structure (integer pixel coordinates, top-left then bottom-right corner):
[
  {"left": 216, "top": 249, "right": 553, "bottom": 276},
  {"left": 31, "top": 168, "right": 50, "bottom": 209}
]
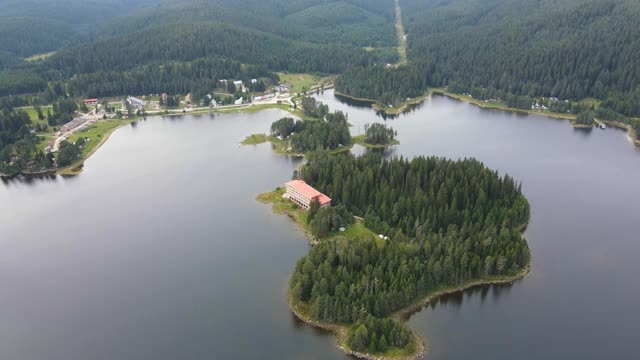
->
[
  {"left": 285, "top": 180, "right": 331, "bottom": 210},
  {"left": 83, "top": 98, "right": 98, "bottom": 105}
]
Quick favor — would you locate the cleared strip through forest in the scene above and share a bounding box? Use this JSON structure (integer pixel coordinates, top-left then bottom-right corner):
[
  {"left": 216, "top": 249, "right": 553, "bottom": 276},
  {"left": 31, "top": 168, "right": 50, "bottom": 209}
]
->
[{"left": 394, "top": 0, "right": 408, "bottom": 65}]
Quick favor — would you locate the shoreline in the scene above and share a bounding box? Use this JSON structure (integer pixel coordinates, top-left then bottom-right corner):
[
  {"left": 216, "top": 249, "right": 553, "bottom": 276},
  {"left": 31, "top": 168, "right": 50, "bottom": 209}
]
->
[
  {"left": 3, "top": 103, "right": 299, "bottom": 178},
  {"left": 334, "top": 88, "right": 640, "bottom": 148},
  {"left": 333, "top": 90, "right": 429, "bottom": 115},
  {"left": 288, "top": 265, "right": 529, "bottom": 360},
  {"left": 262, "top": 190, "right": 531, "bottom": 360},
  {"left": 289, "top": 296, "right": 426, "bottom": 360}
]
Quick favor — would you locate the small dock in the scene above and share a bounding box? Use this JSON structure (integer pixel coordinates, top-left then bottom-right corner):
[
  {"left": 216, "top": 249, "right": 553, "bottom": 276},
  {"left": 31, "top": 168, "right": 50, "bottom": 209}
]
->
[{"left": 594, "top": 118, "right": 606, "bottom": 129}]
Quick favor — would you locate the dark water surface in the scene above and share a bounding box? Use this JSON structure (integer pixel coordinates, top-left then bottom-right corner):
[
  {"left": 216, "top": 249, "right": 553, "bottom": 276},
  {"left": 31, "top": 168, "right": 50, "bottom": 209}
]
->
[{"left": 1, "top": 92, "right": 639, "bottom": 359}]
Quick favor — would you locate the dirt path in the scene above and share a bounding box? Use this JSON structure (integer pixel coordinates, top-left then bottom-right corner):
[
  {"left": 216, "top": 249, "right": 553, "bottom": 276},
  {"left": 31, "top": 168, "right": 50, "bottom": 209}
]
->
[{"left": 394, "top": 0, "right": 408, "bottom": 66}]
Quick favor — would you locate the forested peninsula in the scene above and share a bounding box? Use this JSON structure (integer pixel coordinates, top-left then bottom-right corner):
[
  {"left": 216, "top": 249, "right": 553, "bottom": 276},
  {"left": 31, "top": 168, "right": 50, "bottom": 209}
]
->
[{"left": 262, "top": 151, "right": 531, "bottom": 359}]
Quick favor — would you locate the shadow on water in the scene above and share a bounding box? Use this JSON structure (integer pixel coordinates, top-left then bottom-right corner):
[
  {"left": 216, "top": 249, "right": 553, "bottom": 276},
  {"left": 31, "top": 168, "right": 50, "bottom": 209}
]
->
[
  {"left": 398, "top": 281, "right": 517, "bottom": 322},
  {"left": 333, "top": 92, "right": 426, "bottom": 120},
  {"left": 1, "top": 173, "right": 58, "bottom": 187},
  {"left": 573, "top": 126, "right": 594, "bottom": 138},
  {"left": 290, "top": 313, "right": 333, "bottom": 336},
  {"left": 351, "top": 146, "right": 399, "bottom": 158}
]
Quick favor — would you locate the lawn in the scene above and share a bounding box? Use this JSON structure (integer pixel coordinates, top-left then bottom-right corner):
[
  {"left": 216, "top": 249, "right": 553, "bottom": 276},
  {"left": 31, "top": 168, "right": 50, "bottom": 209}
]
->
[
  {"left": 240, "top": 133, "right": 268, "bottom": 145},
  {"left": 257, "top": 187, "right": 381, "bottom": 245},
  {"left": 16, "top": 106, "right": 52, "bottom": 127},
  {"left": 24, "top": 51, "right": 56, "bottom": 62},
  {"left": 277, "top": 73, "right": 323, "bottom": 95},
  {"left": 351, "top": 134, "right": 399, "bottom": 149},
  {"left": 67, "top": 119, "right": 131, "bottom": 158}
]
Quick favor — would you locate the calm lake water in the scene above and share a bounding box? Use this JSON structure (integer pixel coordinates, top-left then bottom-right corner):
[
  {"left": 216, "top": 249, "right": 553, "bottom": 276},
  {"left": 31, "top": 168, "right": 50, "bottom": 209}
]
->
[{"left": 1, "top": 91, "right": 639, "bottom": 359}]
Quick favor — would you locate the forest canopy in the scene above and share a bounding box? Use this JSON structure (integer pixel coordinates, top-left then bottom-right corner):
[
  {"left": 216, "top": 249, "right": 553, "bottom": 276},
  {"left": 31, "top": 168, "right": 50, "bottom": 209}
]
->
[{"left": 289, "top": 151, "right": 531, "bottom": 355}]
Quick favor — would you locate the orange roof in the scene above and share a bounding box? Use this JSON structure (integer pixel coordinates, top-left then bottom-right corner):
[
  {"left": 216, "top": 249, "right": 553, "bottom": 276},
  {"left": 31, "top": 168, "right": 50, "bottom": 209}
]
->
[
  {"left": 316, "top": 194, "right": 332, "bottom": 206},
  {"left": 286, "top": 180, "right": 332, "bottom": 205}
]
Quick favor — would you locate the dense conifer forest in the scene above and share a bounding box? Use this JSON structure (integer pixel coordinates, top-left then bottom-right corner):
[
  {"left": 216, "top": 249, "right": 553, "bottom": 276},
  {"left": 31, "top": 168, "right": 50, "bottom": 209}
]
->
[
  {"left": 269, "top": 105, "right": 351, "bottom": 152},
  {"left": 335, "top": 0, "right": 640, "bottom": 139},
  {"left": 364, "top": 123, "right": 396, "bottom": 145},
  {"left": 0, "top": 0, "right": 397, "bottom": 98},
  {"left": 289, "top": 151, "right": 531, "bottom": 354}
]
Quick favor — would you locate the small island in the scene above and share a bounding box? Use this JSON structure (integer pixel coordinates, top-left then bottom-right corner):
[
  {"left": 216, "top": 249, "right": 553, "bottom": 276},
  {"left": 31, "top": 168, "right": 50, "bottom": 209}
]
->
[
  {"left": 260, "top": 151, "right": 531, "bottom": 360},
  {"left": 241, "top": 99, "right": 399, "bottom": 155}
]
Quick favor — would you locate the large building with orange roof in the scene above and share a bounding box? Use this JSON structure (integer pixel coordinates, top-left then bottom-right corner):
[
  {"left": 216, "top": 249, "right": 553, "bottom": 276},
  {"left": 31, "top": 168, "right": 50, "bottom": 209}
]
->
[{"left": 284, "top": 180, "right": 331, "bottom": 210}]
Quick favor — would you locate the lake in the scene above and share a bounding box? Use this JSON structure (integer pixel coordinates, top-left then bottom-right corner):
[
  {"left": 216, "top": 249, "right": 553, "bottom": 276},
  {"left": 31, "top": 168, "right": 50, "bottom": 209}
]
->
[{"left": 1, "top": 91, "right": 639, "bottom": 359}]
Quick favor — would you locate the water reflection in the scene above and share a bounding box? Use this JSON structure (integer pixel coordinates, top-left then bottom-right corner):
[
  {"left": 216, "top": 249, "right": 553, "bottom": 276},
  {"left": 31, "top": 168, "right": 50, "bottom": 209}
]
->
[
  {"left": 1, "top": 173, "right": 58, "bottom": 186},
  {"left": 399, "top": 281, "right": 517, "bottom": 321},
  {"left": 572, "top": 126, "right": 595, "bottom": 141},
  {"left": 333, "top": 91, "right": 426, "bottom": 120}
]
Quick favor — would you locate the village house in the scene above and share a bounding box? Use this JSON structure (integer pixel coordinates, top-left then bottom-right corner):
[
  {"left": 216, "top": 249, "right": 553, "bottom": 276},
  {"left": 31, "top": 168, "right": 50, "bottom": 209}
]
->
[
  {"left": 83, "top": 98, "right": 98, "bottom": 106},
  {"left": 284, "top": 180, "right": 331, "bottom": 210},
  {"left": 61, "top": 117, "right": 87, "bottom": 133}
]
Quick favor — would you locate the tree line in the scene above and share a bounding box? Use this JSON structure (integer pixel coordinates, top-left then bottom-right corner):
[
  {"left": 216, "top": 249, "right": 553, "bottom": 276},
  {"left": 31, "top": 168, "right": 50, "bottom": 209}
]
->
[{"left": 66, "top": 58, "right": 277, "bottom": 101}]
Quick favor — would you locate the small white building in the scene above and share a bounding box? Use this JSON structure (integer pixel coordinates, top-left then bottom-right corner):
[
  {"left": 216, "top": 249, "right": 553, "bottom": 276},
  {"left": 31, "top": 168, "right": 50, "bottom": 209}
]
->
[
  {"left": 127, "top": 96, "right": 147, "bottom": 109},
  {"left": 234, "top": 97, "right": 243, "bottom": 105}
]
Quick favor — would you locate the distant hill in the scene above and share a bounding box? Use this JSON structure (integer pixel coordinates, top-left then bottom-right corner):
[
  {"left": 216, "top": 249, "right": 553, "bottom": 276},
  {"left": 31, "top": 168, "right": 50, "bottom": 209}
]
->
[
  {"left": 0, "top": 0, "right": 398, "bottom": 97},
  {"left": 0, "top": 0, "right": 159, "bottom": 61}
]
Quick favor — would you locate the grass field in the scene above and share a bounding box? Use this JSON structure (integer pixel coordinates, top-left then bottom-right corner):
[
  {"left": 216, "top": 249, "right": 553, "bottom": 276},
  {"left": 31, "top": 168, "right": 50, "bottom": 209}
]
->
[
  {"left": 277, "top": 73, "right": 323, "bottom": 95},
  {"left": 257, "top": 188, "right": 380, "bottom": 245},
  {"left": 16, "top": 106, "right": 52, "bottom": 127},
  {"left": 240, "top": 133, "right": 268, "bottom": 145},
  {"left": 351, "top": 134, "right": 399, "bottom": 149},
  {"left": 24, "top": 51, "right": 56, "bottom": 62},
  {"left": 67, "top": 120, "right": 131, "bottom": 158}
]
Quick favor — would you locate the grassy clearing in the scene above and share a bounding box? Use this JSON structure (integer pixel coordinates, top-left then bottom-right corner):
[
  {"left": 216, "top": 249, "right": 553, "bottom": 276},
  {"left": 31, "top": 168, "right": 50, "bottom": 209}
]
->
[
  {"left": 241, "top": 133, "right": 268, "bottom": 145},
  {"left": 241, "top": 133, "right": 304, "bottom": 155},
  {"left": 394, "top": 0, "right": 408, "bottom": 66},
  {"left": 16, "top": 106, "right": 52, "bottom": 126},
  {"left": 25, "top": 51, "right": 56, "bottom": 62},
  {"left": 277, "top": 72, "right": 323, "bottom": 95},
  {"left": 54, "top": 119, "right": 134, "bottom": 175},
  {"left": 351, "top": 134, "right": 400, "bottom": 149},
  {"left": 258, "top": 188, "right": 380, "bottom": 245},
  {"left": 68, "top": 119, "right": 132, "bottom": 159}
]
